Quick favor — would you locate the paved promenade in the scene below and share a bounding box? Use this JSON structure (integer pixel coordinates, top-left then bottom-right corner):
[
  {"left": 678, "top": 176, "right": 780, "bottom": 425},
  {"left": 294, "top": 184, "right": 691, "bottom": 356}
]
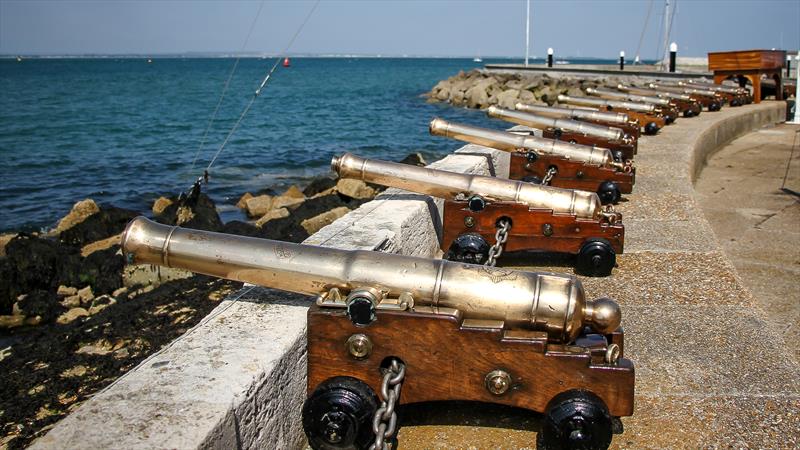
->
[
  {"left": 695, "top": 123, "right": 800, "bottom": 361},
  {"left": 398, "top": 103, "right": 799, "bottom": 448}
]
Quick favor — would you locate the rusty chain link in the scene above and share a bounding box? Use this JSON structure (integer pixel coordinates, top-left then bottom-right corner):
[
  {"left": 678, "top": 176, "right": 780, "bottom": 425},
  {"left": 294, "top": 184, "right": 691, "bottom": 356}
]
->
[
  {"left": 370, "top": 358, "right": 406, "bottom": 450},
  {"left": 485, "top": 219, "right": 511, "bottom": 267}
]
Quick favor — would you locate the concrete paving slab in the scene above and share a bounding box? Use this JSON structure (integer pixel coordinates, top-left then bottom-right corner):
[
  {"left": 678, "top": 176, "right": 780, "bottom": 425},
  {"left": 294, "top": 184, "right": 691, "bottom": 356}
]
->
[
  {"left": 621, "top": 305, "right": 799, "bottom": 396},
  {"left": 615, "top": 191, "right": 702, "bottom": 221},
  {"left": 579, "top": 251, "right": 753, "bottom": 307},
  {"left": 623, "top": 218, "right": 718, "bottom": 253}
]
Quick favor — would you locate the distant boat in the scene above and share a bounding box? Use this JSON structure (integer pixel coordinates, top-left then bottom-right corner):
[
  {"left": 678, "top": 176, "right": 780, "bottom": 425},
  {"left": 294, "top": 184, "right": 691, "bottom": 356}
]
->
[
  {"left": 147, "top": 58, "right": 153, "bottom": 64},
  {"left": 283, "top": 57, "right": 291, "bottom": 67},
  {"left": 555, "top": 60, "right": 570, "bottom": 65},
  {"left": 473, "top": 57, "right": 483, "bottom": 63},
  {"left": 16, "top": 56, "right": 22, "bottom": 62}
]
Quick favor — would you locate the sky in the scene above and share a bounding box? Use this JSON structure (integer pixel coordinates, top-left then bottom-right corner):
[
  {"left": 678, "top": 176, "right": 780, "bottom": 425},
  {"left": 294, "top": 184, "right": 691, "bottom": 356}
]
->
[{"left": 1, "top": 0, "right": 798, "bottom": 59}]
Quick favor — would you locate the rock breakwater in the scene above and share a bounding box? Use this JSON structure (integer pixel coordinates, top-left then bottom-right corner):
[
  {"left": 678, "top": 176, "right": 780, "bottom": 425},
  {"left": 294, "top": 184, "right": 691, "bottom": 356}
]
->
[
  {"left": 426, "top": 69, "right": 631, "bottom": 110},
  {"left": 0, "top": 151, "right": 426, "bottom": 449}
]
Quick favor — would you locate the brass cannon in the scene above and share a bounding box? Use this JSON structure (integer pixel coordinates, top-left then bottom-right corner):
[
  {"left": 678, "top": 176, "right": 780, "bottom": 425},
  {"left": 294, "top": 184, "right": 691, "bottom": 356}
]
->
[
  {"left": 584, "top": 87, "right": 679, "bottom": 124},
  {"left": 647, "top": 82, "right": 724, "bottom": 111},
  {"left": 616, "top": 84, "right": 702, "bottom": 117},
  {"left": 333, "top": 152, "right": 624, "bottom": 276},
  {"left": 486, "top": 105, "right": 637, "bottom": 161},
  {"left": 514, "top": 103, "right": 642, "bottom": 139},
  {"left": 556, "top": 94, "right": 665, "bottom": 134},
  {"left": 122, "top": 216, "right": 635, "bottom": 450},
  {"left": 429, "top": 117, "right": 635, "bottom": 204}
]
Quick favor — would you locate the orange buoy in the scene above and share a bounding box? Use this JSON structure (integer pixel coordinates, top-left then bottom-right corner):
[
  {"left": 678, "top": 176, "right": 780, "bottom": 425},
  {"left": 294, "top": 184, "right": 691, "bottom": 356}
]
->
[{"left": 283, "top": 57, "right": 291, "bottom": 67}]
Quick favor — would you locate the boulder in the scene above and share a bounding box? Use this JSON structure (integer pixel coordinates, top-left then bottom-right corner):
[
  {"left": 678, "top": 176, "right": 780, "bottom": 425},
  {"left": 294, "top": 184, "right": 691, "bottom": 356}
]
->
[
  {"left": 301, "top": 207, "right": 351, "bottom": 235},
  {"left": 256, "top": 208, "right": 290, "bottom": 228},
  {"left": 303, "top": 176, "right": 337, "bottom": 197},
  {"left": 496, "top": 89, "right": 521, "bottom": 109},
  {"left": 567, "top": 86, "right": 583, "bottom": 97},
  {"left": 465, "top": 85, "right": 490, "bottom": 109},
  {"left": 57, "top": 285, "right": 77, "bottom": 297},
  {"left": 151, "top": 197, "right": 173, "bottom": 215},
  {"left": 53, "top": 199, "right": 100, "bottom": 235},
  {"left": 1, "top": 235, "right": 82, "bottom": 314},
  {"left": 80, "top": 232, "right": 121, "bottom": 257},
  {"left": 15, "top": 289, "right": 61, "bottom": 323},
  {"left": 450, "top": 89, "right": 466, "bottom": 106},
  {"left": 518, "top": 89, "right": 536, "bottom": 104},
  {"left": 271, "top": 195, "right": 304, "bottom": 211},
  {"left": 56, "top": 307, "right": 89, "bottom": 325},
  {"left": 244, "top": 195, "right": 273, "bottom": 218},
  {"left": 294, "top": 194, "right": 353, "bottom": 222},
  {"left": 0, "top": 315, "right": 25, "bottom": 329},
  {"left": 398, "top": 153, "right": 427, "bottom": 167},
  {"left": 77, "top": 286, "right": 94, "bottom": 304},
  {"left": 282, "top": 185, "right": 305, "bottom": 199},
  {"left": 0, "top": 233, "right": 18, "bottom": 257},
  {"left": 336, "top": 179, "right": 376, "bottom": 200},
  {"left": 87, "top": 294, "right": 116, "bottom": 315},
  {"left": 59, "top": 204, "right": 139, "bottom": 247},
  {"left": 258, "top": 216, "right": 309, "bottom": 243},
  {"left": 60, "top": 295, "right": 81, "bottom": 308},
  {"left": 505, "top": 79, "right": 524, "bottom": 90},
  {"left": 155, "top": 193, "right": 223, "bottom": 232},
  {"left": 236, "top": 192, "right": 254, "bottom": 209},
  {"left": 221, "top": 220, "right": 261, "bottom": 238},
  {"left": 80, "top": 245, "right": 124, "bottom": 295}
]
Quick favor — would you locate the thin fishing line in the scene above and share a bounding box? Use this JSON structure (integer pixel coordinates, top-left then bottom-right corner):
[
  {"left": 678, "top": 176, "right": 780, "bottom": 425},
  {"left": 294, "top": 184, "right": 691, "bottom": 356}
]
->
[
  {"left": 203, "top": 0, "right": 321, "bottom": 175},
  {"left": 186, "top": 0, "right": 266, "bottom": 183}
]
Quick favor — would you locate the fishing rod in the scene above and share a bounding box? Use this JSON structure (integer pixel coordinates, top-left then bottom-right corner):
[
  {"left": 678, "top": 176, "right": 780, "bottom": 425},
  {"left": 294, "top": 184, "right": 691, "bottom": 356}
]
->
[{"left": 178, "top": 0, "right": 321, "bottom": 206}]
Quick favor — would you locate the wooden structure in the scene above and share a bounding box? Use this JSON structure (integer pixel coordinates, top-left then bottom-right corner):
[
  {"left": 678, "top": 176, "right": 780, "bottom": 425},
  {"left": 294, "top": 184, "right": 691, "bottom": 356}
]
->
[
  {"left": 441, "top": 199, "right": 624, "bottom": 276},
  {"left": 708, "top": 49, "right": 786, "bottom": 103},
  {"left": 306, "top": 305, "right": 635, "bottom": 416},
  {"left": 508, "top": 153, "right": 635, "bottom": 203},
  {"left": 542, "top": 128, "right": 637, "bottom": 160}
]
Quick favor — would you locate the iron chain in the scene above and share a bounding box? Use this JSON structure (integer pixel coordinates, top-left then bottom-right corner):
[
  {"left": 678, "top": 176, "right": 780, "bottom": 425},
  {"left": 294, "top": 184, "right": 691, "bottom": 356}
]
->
[
  {"left": 485, "top": 219, "right": 511, "bottom": 267},
  {"left": 370, "top": 359, "right": 406, "bottom": 450},
  {"left": 541, "top": 167, "right": 557, "bottom": 185}
]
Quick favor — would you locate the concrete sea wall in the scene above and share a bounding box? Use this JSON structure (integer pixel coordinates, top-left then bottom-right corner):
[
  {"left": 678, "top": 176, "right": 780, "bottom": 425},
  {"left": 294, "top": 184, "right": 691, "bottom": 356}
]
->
[{"left": 31, "top": 101, "right": 794, "bottom": 449}]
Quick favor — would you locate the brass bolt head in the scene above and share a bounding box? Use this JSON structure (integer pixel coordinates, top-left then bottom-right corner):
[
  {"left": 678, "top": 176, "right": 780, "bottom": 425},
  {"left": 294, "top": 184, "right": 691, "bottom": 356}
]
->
[
  {"left": 542, "top": 223, "right": 554, "bottom": 237},
  {"left": 464, "top": 216, "right": 476, "bottom": 228},
  {"left": 346, "top": 334, "right": 372, "bottom": 360},
  {"left": 485, "top": 369, "right": 512, "bottom": 395}
]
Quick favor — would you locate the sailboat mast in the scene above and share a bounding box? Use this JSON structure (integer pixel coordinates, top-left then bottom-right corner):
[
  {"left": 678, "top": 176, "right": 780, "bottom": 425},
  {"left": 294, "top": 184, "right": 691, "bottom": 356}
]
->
[
  {"left": 662, "top": 0, "right": 670, "bottom": 70},
  {"left": 525, "top": 0, "right": 531, "bottom": 67}
]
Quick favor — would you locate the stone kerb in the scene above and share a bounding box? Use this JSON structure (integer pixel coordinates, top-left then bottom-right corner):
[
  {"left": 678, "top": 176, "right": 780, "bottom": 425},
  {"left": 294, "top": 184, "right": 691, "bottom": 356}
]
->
[{"left": 31, "top": 148, "right": 508, "bottom": 450}]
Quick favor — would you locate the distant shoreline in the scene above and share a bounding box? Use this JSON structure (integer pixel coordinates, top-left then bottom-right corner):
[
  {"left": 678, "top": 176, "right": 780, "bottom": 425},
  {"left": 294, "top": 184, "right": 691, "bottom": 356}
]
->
[{"left": 1, "top": 54, "right": 663, "bottom": 62}]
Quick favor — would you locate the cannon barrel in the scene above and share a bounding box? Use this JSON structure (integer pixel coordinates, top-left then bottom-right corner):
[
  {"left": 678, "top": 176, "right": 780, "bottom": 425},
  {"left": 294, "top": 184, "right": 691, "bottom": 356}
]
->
[
  {"left": 332, "top": 152, "right": 603, "bottom": 220},
  {"left": 122, "top": 216, "right": 621, "bottom": 343},
  {"left": 617, "top": 84, "right": 693, "bottom": 101},
  {"left": 486, "top": 106, "right": 625, "bottom": 142},
  {"left": 684, "top": 79, "right": 747, "bottom": 94},
  {"left": 557, "top": 94, "right": 656, "bottom": 113},
  {"left": 587, "top": 87, "right": 672, "bottom": 106},
  {"left": 515, "top": 103, "right": 632, "bottom": 125},
  {"left": 649, "top": 83, "right": 717, "bottom": 98},
  {"left": 428, "top": 117, "right": 621, "bottom": 169}
]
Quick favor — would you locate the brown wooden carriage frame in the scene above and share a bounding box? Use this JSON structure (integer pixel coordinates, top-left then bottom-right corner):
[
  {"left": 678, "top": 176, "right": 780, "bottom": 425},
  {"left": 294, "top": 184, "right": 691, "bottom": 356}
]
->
[
  {"left": 304, "top": 304, "right": 635, "bottom": 449},
  {"left": 441, "top": 199, "right": 624, "bottom": 277},
  {"left": 508, "top": 152, "right": 635, "bottom": 205}
]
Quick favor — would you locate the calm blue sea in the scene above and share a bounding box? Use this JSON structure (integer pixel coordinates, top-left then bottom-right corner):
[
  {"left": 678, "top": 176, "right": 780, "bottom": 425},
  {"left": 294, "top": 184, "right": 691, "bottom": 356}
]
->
[{"left": 0, "top": 57, "right": 612, "bottom": 232}]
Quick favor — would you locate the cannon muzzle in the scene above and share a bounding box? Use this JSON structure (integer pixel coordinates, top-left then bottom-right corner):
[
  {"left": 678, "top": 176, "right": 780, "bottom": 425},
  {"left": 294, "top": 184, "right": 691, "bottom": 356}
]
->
[
  {"left": 121, "top": 216, "right": 621, "bottom": 343},
  {"left": 486, "top": 106, "right": 625, "bottom": 142},
  {"left": 428, "top": 117, "right": 622, "bottom": 169},
  {"left": 332, "top": 152, "right": 605, "bottom": 220}
]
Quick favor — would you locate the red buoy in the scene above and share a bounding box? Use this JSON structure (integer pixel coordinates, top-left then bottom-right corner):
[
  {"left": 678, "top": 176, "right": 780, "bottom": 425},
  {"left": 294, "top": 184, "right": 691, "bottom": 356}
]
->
[{"left": 283, "top": 57, "right": 291, "bottom": 67}]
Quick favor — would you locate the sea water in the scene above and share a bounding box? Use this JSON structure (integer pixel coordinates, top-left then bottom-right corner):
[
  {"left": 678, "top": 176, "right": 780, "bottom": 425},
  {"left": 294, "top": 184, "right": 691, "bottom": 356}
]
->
[{"left": 0, "top": 57, "right": 609, "bottom": 231}]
